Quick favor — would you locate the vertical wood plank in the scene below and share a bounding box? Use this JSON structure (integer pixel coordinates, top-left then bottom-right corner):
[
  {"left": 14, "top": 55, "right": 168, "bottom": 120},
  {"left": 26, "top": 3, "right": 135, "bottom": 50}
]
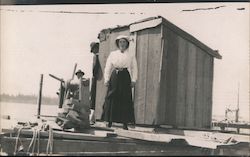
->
[
  {"left": 194, "top": 48, "right": 205, "bottom": 128},
  {"left": 209, "top": 58, "right": 214, "bottom": 127},
  {"left": 203, "top": 55, "right": 213, "bottom": 128},
  {"left": 202, "top": 53, "right": 212, "bottom": 128},
  {"left": 95, "top": 31, "right": 111, "bottom": 119},
  {"left": 157, "top": 26, "right": 168, "bottom": 124},
  {"left": 134, "top": 29, "right": 149, "bottom": 124},
  {"left": 145, "top": 26, "right": 162, "bottom": 124},
  {"left": 129, "top": 32, "right": 137, "bottom": 102},
  {"left": 164, "top": 28, "right": 178, "bottom": 125},
  {"left": 129, "top": 32, "right": 137, "bottom": 57},
  {"left": 155, "top": 38, "right": 164, "bottom": 124},
  {"left": 185, "top": 42, "right": 197, "bottom": 127},
  {"left": 175, "top": 36, "right": 188, "bottom": 126}
]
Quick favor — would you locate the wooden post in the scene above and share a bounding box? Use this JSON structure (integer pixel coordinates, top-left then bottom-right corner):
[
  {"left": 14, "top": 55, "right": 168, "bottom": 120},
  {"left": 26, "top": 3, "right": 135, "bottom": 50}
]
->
[
  {"left": 59, "top": 82, "right": 65, "bottom": 108},
  {"left": 37, "top": 74, "right": 43, "bottom": 119},
  {"left": 79, "top": 77, "right": 83, "bottom": 101},
  {"left": 236, "top": 83, "right": 240, "bottom": 122}
]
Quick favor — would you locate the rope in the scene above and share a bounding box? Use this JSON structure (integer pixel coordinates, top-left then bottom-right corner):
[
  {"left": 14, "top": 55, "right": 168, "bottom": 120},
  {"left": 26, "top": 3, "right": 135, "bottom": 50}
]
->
[
  {"left": 26, "top": 128, "right": 41, "bottom": 156},
  {"left": 46, "top": 125, "right": 53, "bottom": 155},
  {"left": 13, "top": 121, "right": 53, "bottom": 156},
  {"left": 37, "top": 130, "right": 40, "bottom": 156},
  {"left": 14, "top": 127, "right": 23, "bottom": 155},
  {"left": 27, "top": 129, "right": 37, "bottom": 155},
  {"left": 32, "top": 130, "right": 38, "bottom": 155}
]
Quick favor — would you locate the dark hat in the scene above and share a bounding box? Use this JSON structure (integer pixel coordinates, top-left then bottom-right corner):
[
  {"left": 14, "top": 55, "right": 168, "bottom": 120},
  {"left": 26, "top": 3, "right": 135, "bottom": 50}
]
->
[
  {"left": 75, "top": 69, "right": 85, "bottom": 76},
  {"left": 115, "top": 35, "right": 129, "bottom": 48}
]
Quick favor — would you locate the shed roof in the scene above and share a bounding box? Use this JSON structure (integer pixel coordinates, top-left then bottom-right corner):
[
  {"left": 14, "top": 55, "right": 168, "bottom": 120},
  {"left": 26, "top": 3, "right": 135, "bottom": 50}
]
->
[{"left": 99, "top": 16, "right": 222, "bottom": 59}]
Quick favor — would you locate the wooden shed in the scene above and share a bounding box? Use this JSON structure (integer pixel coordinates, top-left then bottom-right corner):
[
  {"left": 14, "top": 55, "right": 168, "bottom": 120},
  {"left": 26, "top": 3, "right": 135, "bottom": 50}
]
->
[{"left": 94, "top": 16, "right": 222, "bottom": 129}]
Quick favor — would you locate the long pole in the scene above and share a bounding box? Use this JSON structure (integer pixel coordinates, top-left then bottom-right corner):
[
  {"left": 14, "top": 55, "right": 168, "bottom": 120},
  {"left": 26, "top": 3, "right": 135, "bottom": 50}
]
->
[
  {"left": 63, "top": 63, "right": 77, "bottom": 100},
  {"left": 236, "top": 83, "right": 240, "bottom": 122},
  {"left": 37, "top": 74, "right": 43, "bottom": 119},
  {"left": 236, "top": 83, "right": 240, "bottom": 133},
  {"left": 71, "top": 63, "right": 77, "bottom": 80}
]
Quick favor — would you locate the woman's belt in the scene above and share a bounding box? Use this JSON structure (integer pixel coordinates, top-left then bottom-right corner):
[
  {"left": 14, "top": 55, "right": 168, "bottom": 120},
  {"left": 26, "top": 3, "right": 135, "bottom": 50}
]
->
[{"left": 115, "top": 67, "right": 127, "bottom": 72}]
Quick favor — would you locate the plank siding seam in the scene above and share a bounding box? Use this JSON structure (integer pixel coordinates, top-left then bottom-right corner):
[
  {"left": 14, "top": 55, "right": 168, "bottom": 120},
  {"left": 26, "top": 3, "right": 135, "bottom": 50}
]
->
[
  {"left": 210, "top": 58, "right": 214, "bottom": 126},
  {"left": 135, "top": 29, "right": 149, "bottom": 124},
  {"left": 184, "top": 42, "right": 189, "bottom": 126},
  {"left": 203, "top": 53, "right": 211, "bottom": 127},
  {"left": 162, "top": 27, "right": 168, "bottom": 124},
  {"left": 185, "top": 43, "right": 197, "bottom": 127},
  {"left": 146, "top": 26, "right": 162, "bottom": 124},
  {"left": 145, "top": 29, "right": 150, "bottom": 124},
  {"left": 156, "top": 37, "right": 165, "bottom": 124},
  {"left": 194, "top": 50, "right": 199, "bottom": 127},
  {"left": 174, "top": 34, "right": 179, "bottom": 127},
  {"left": 144, "top": 30, "right": 149, "bottom": 124},
  {"left": 183, "top": 37, "right": 188, "bottom": 127},
  {"left": 158, "top": 26, "right": 164, "bottom": 83},
  {"left": 201, "top": 52, "right": 206, "bottom": 128},
  {"left": 176, "top": 36, "right": 187, "bottom": 127}
]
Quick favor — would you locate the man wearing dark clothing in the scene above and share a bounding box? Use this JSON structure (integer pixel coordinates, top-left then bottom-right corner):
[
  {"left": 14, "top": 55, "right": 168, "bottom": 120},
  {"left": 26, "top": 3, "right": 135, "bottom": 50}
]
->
[{"left": 89, "top": 42, "right": 100, "bottom": 124}]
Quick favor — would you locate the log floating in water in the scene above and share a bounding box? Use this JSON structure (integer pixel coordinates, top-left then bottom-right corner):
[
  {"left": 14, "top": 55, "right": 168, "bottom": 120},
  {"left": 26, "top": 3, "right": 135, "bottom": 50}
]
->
[{"left": 1, "top": 115, "right": 11, "bottom": 120}]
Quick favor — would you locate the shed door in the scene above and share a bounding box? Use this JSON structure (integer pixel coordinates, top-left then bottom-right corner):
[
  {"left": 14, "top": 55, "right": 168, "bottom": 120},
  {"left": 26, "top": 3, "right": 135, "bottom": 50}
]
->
[{"left": 133, "top": 26, "right": 162, "bottom": 125}]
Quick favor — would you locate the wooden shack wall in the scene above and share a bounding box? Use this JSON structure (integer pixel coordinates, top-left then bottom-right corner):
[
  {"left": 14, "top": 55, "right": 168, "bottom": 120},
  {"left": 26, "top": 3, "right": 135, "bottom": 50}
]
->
[
  {"left": 158, "top": 25, "right": 214, "bottom": 128},
  {"left": 134, "top": 26, "right": 162, "bottom": 124},
  {"left": 95, "top": 21, "right": 214, "bottom": 129},
  {"left": 95, "top": 27, "right": 130, "bottom": 119}
]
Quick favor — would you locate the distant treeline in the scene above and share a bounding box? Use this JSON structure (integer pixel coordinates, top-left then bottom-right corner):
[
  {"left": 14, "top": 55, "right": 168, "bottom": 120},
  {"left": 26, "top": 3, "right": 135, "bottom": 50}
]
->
[{"left": 0, "top": 93, "right": 58, "bottom": 105}]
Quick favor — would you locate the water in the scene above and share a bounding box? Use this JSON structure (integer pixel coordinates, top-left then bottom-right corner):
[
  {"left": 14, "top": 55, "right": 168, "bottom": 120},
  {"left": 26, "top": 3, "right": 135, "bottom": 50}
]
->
[{"left": 0, "top": 102, "right": 58, "bottom": 129}]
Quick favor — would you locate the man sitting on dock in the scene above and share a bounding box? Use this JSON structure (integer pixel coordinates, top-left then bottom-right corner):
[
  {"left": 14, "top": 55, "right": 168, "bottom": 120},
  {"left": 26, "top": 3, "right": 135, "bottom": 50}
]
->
[
  {"left": 67, "top": 69, "right": 87, "bottom": 99},
  {"left": 56, "top": 69, "right": 91, "bottom": 131}
]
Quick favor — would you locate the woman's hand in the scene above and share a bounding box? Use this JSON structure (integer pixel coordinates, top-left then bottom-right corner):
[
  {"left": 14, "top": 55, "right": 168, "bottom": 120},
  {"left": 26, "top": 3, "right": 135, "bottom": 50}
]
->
[{"left": 131, "top": 81, "right": 136, "bottom": 87}]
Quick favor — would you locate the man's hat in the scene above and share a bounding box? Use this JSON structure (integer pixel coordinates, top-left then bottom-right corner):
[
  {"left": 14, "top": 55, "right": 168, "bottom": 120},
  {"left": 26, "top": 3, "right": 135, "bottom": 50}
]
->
[
  {"left": 90, "top": 42, "right": 99, "bottom": 52},
  {"left": 75, "top": 69, "right": 85, "bottom": 76}
]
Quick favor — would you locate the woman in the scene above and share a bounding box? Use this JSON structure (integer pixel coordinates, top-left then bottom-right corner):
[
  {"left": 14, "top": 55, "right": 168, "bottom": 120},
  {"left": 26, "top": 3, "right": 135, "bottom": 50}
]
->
[{"left": 101, "top": 35, "right": 138, "bottom": 130}]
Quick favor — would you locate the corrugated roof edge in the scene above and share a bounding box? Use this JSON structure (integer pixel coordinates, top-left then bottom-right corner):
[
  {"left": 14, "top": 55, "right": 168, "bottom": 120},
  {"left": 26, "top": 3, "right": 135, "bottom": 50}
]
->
[{"left": 99, "top": 16, "right": 222, "bottom": 59}]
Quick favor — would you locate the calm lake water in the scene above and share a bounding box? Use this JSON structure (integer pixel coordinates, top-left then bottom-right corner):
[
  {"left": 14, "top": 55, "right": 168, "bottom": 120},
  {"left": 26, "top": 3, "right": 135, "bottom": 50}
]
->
[{"left": 0, "top": 102, "right": 58, "bottom": 129}]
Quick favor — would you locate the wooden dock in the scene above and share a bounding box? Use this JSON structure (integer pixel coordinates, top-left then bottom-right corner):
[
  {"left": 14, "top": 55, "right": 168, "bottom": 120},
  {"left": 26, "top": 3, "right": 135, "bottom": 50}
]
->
[
  {"left": 1, "top": 121, "right": 250, "bottom": 156},
  {"left": 212, "top": 121, "right": 250, "bottom": 134}
]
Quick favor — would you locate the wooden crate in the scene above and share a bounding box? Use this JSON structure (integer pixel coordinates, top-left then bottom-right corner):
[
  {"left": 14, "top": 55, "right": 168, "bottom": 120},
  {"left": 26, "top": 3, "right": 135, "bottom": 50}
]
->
[{"left": 94, "top": 16, "right": 221, "bottom": 129}]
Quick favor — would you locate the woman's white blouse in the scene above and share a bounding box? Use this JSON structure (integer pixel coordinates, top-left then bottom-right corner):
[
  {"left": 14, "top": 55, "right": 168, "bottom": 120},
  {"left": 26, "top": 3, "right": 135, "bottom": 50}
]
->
[{"left": 104, "top": 49, "right": 138, "bottom": 84}]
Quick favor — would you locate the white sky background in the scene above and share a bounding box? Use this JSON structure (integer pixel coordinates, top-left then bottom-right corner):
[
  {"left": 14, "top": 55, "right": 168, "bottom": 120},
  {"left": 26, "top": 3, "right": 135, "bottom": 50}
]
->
[{"left": 0, "top": 3, "right": 249, "bottom": 120}]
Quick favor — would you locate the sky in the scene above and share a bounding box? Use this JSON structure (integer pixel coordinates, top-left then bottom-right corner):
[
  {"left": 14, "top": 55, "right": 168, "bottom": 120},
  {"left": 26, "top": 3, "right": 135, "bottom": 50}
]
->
[{"left": 0, "top": 3, "right": 249, "bottom": 120}]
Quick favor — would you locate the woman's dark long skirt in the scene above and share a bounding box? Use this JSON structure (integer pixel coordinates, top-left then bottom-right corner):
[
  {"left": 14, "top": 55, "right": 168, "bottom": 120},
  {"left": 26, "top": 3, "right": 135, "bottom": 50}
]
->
[{"left": 101, "top": 68, "right": 135, "bottom": 124}]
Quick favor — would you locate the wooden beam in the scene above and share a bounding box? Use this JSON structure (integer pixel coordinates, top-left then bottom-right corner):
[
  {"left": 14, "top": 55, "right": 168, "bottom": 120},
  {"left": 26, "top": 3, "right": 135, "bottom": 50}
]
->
[
  {"left": 212, "top": 122, "right": 250, "bottom": 130},
  {"left": 115, "top": 129, "right": 231, "bottom": 149},
  {"left": 0, "top": 136, "right": 210, "bottom": 156}
]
